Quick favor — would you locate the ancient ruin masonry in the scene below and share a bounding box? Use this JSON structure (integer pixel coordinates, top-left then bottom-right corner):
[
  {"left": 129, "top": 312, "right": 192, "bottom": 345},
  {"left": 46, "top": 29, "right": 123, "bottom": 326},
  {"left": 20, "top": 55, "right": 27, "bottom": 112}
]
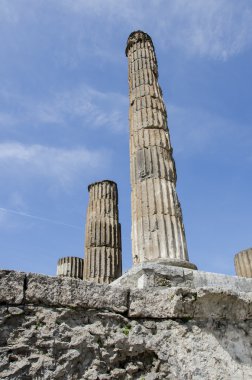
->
[
  {"left": 126, "top": 31, "right": 196, "bottom": 269},
  {"left": 1, "top": 30, "right": 252, "bottom": 380},
  {"left": 0, "top": 269, "right": 252, "bottom": 380},
  {"left": 83, "top": 180, "right": 122, "bottom": 284},
  {"left": 57, "top": 257, "right": 84, "bottom": 279}
]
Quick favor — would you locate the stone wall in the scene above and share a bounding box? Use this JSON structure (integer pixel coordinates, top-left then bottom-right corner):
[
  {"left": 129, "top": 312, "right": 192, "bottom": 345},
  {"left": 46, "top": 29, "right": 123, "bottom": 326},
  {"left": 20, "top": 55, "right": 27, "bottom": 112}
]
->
[{"left": 0, "top": 269, "right": 252, "bottom": 379}]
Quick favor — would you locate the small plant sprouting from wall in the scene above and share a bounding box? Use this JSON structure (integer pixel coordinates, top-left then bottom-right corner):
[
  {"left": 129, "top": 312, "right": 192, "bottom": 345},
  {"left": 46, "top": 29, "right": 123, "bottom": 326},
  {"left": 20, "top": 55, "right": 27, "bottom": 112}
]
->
[{"left": 122, "top": 324, "right": 132, "bottom": 336}]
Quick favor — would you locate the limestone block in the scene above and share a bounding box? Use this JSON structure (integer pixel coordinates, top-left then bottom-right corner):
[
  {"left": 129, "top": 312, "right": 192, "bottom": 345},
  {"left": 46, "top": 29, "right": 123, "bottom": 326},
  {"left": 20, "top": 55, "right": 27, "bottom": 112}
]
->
[
  {"left": 0, "top": 270, "right": 25, "bottom": 304},
  {"left": 111, "top": 262, "right": 252, "bottom": 292},
  {"left": 26, "top": 273, "right": 128, "bottom": 313},
  {"left": 1, "top": 269, "right": 252, "bottom": 379},
  {"left": 129, "top": 287, "right": 196, "bottom": 319},
  {"left": 128, "top": 286, "right": 252, "bottom": 320},
  {"left": 193, "top": 288, "right": 252, "bottom": 320},
  {"left": 235, "top": 248, "right": 252, "bottom": 278},
  {"left": 191, "top": 269, "right": 252, "bottom": 291}
]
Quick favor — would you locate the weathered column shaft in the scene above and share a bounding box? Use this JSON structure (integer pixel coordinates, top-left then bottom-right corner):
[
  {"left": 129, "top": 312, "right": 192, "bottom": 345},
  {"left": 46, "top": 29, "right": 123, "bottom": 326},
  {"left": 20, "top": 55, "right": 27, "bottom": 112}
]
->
[
  {"left": 84, "top": 180, "right": 122, "bottom": 283},
  {"left": 234, "top": 248, "right": 252, "bottom": 278},
  {"left": 57, "top": 257, "right": 84, "bottom": 279},
  {"left": 126, "top": 31, "right": 193, "bottom": 267}
]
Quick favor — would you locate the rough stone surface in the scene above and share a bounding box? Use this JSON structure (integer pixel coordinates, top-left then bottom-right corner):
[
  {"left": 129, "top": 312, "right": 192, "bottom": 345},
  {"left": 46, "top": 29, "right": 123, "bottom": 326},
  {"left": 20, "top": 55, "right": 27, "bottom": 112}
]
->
[
  {"left": 57, "top": 257, "right": 84, "bottom": 279},
  {"left": 126, "top": 31, "right": 195, "bottom": 269},
  {"left": 0, "top": 269, "right": 252, "bottom": 379},
  {"left": 235, "top": 248, "right": 252, "bottom": 278},
  {"left": 129, "top": 287, "right": 252, "bottom": 320},
  {"left": 26, "top": 273, "right": 128, "bottom": 313},
  {"left": 84, "top": 180, "right": 122, "bottom": 284},
  {"left": 1, "top": 305, "right": 252, "bottom": 380},
  {"left": 0, "top": 270, "right": 25, "bottom": 305},
  {"left": 112, "top": 262, "right": 252, "bottom": 292}
]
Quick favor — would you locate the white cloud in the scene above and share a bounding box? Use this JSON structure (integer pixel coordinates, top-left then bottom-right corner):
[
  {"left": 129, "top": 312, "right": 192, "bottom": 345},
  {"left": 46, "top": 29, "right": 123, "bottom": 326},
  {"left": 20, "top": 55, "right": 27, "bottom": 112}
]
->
[
  {"left": 163, "top": 0, "right": 252, "bottom": 60},
  {"left": 1, "top": 1, "right": 251, "bottom": 61},
  {"left": 0, "top": 207, "right": 82, "bottom": 230},
  {"left": 0, "top": 85, "right": 128, "bottom": 132},
  {"left": 37, "top": 86, "right": 128, "bottom": 132},
  {"left": 0, "top": 143, "right": 110, "bottom": 187},
  {"left": 59, "top": 0, "right": 252, "bottom": 60}
]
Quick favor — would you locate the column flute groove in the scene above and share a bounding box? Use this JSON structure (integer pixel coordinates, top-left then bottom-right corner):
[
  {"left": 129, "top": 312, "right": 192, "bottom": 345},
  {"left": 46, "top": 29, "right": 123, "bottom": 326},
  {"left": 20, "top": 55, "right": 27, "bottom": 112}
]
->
[
  {"left": 57, "top": 257, "right": 84, "bottom": 279},
  {"left": 234, "top": 248, "right": 252, "bottom": 278},
  {"left": 84, "top": 180, "right": 122, "bottom": 283},
  {"left": 126, "top": 31, "right": 196, "bottom": 269}
]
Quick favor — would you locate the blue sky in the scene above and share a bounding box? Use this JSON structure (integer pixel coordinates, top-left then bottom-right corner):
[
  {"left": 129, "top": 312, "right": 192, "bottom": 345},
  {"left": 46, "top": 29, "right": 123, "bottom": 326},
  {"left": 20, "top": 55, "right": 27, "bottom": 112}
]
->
[{"left": 0, "top": 0, "right": 252, "bottom": 276}]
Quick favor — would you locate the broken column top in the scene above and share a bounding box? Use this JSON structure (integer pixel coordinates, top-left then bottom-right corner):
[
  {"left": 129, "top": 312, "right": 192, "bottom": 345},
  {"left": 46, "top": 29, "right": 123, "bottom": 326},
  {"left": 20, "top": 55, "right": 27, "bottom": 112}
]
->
[
  {"left": 88, "top": 180, "right": 117, "bottom": 192},
  {"left": 84, "top": 179, "right": 122, "bottom": 284},
  {"left": 125, "top": 30, "right": 156, "bottom": 57},
  {"left": 87, "top": 180, "right": 118, "bottom": 204},
  {"left": 234, "top": 248, "right": 252, "bottom": 278},
  {"left": 88, "top": 180, "right": 117, "bottom": 200},
  {"left": 57, "top": 257, "right": 84, "bottom": 279}
]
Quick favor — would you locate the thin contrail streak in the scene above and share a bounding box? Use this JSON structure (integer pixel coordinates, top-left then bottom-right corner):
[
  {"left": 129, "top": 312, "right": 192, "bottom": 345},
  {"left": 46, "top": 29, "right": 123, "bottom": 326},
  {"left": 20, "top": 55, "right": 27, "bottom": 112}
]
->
[{"left": 0, "top": 207, "right": 82, "bottom": 230}]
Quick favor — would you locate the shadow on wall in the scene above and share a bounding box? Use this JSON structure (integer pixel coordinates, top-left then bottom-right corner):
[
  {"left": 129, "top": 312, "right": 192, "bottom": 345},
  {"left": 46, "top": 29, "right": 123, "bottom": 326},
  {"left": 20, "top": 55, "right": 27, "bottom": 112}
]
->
[{"left": 208, "top": 319, "right": 252, "bottom": 366}]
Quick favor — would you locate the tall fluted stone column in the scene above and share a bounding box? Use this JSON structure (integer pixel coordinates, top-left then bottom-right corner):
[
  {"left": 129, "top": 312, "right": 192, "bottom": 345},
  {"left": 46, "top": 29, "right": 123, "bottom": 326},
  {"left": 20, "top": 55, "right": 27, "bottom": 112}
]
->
[
  {"left": 234, "top": 248, "right": 252, "bottom": 278},
  {"left": 126, "top": 31, "right": 196, "bottom": 269},
  {"left": 57, "top": 257, "right": 84, "bottom": 279},
  {"left": 84, "top": 180, "right": 122, "bottom": 284}
]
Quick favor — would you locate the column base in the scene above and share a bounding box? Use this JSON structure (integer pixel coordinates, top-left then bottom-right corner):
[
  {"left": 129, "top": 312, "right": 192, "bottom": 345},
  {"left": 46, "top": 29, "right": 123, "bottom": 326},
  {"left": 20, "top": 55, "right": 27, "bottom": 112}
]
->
[
  {"left": 111, "top": 260, "right": 197, "bottom": 289},
  {"left": 111, "top": 261, "right": 252, "bottom": 293},
  {"left": 143, "top": 258, "right": 197, "bottom": 270}
]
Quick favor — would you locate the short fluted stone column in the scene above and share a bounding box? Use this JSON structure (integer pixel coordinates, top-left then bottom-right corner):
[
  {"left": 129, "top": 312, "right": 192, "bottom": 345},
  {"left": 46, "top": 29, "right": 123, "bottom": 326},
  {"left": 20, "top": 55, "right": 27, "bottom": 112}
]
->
[
  {"left": 57, "top": 257, "right": 84, "bottom": 279},
  {"left": 126, "top": 31, "right": 196, "bottom": 269},
  {"left": 234, "top": 248, "right": 252, "bottom": 278},
  {"left": 84, "top": 180, "right": 122, "bottom": 284}
]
